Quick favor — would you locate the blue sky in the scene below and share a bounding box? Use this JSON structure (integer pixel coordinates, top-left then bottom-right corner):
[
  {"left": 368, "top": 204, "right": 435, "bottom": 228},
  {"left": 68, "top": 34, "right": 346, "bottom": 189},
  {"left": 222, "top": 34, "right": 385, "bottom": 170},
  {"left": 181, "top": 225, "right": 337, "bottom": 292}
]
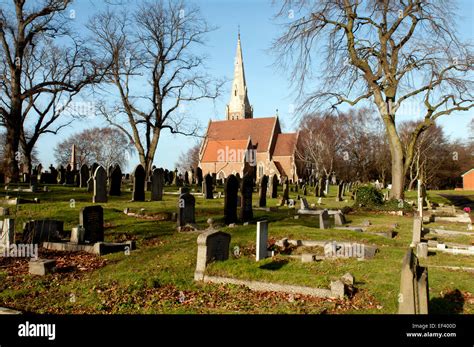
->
[{"left": 34, "top": 0, "right": 474, "bottom": 172}]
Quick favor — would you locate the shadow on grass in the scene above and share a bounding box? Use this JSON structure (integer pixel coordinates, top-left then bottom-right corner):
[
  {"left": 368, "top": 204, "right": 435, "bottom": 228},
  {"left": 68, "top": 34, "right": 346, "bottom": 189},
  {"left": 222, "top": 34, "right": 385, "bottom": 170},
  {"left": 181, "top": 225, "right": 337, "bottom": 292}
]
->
[
  {"left": 429, "top": 289, "right": 464, "bottom": 314},
  {"left": 259, "top": 259, "right": 289, "bottom": 271}
]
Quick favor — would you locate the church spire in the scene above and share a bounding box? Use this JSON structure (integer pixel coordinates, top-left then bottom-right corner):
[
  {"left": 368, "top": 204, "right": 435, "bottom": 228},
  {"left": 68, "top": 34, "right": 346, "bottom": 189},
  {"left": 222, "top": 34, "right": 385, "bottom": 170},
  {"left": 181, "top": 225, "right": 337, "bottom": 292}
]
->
[{"left": 226, "top": 32, "right": 253, "bottom": 120}]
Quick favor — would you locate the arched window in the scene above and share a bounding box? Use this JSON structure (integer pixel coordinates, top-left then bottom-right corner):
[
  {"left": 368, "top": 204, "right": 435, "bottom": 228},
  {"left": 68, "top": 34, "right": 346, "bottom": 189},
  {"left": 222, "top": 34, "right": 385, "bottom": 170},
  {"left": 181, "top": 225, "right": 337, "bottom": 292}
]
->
[{"left": 234, "top": 89, "right": 237, "bottom": 96}]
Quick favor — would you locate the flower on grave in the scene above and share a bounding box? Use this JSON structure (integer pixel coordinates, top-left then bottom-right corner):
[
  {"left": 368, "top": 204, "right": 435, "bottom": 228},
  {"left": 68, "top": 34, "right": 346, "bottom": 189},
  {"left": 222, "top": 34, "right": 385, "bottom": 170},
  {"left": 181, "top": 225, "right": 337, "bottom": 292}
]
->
[
  {"left": 463, "top": 207, "right": 471, "bottom": 213},
  {"left": 233, "top": 245, "right": 241, "bottom": 258},
  {"left": 178, "top": 291, "right": 186, "bottom": 304}
]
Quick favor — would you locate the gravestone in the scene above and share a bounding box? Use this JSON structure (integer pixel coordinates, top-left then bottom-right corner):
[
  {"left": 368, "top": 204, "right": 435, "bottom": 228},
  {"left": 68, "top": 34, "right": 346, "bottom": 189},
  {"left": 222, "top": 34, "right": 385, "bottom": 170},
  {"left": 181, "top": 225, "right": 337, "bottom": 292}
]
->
[
  {"left": 196, "top": 167, "right": 203, "bottom": 187},
  {"left": 0, "top": 219, "right": 14, "bottom": 253},
  {"left": 314, "top": 181, "right": 319, "bottom": 197},
  {"left": 184, "top": 171, "right": 189, "bottom": 185},
  {"left": 398, "top": 248, "right": 429, "bottom": 314},
  {"left": 412, "top": 215, "right": 423, "bottom": 246},
  {"left": 256, "top": 220, "right": 269, "bottom": 261},
  {"left": 86, "top": 177, "right": 93, "bottom": 193},
  {"left": 318, "top": 178, "right": 325, "bottom": 197},
  {"left": 109, "top": 165, "right": 122, "bottom": 196},
  {"left": 79, "top": 206, "right": 104, "bottom": 243},
  {"left": 319, "top": 210, "right": 330, "bottom": 229},
  {"left": 194, "top": 230, "right": 231, "bottom": 281},
  {"left": 300, "top": 197, "right": 310, "bottom": 210},
  {"left": 224, "top": 175, "right": 239, "bottom": 225},
  {"left": 302, "top": 184, "right": 307, "bottom": 196},
  {"left": 92, "top": 166, "right": 108, "bottom": 203},
  {"left": 334, "top": 211, "right": 346, "bottom": 225},
  {"left": 336, "top": 182, "right": 343, "bottom": 201},
  {"left": 22, "top": 220, "right": 64, "bottom": 244},
  {"left": 90, "top": 163, "right": 99, "bottom": 178},
  {"left": 203, "top": 174, "right": 213, "bottom": 199},
  {"left": 240, "top": 174, "right": 253, "bottom": 222},
  {"left": 281, "top": 177, "right": 289, "bottom": 205},
  {"left": 258, "top": 175, "right": 268, "bottom": 207},
  {"left": 151, "top": 169, "right": 164, "bottom": 201},
  {"left": 268, "top": 174, "right": 278, "bottom": 198},
  {"left": 132, "top": 164, "right": 146, "bottom": 201},
  {"left": 177, "top": 191, "right": 196, "bottom": 228},
  {"left": 324, "top": 178, "right": 330, "bottom": 196}
]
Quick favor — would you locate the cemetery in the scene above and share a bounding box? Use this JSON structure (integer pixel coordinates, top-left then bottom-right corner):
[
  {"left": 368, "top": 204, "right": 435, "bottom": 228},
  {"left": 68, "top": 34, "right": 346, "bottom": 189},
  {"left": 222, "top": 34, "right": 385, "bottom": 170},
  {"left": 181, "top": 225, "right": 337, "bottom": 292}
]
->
[
  {"left": 0, "top": 169, "right": 473, "bottom": 315},
  {"left": 0, "top": 1, "right": 472, "bottom": 335}
]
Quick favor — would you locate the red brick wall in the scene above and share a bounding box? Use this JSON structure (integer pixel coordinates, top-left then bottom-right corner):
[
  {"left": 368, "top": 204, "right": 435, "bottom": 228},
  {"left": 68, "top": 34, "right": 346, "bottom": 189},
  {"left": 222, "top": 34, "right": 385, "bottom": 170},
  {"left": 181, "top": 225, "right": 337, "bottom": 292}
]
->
[{"left": 463, "top": 170, "right": 474, "bottom": 190}]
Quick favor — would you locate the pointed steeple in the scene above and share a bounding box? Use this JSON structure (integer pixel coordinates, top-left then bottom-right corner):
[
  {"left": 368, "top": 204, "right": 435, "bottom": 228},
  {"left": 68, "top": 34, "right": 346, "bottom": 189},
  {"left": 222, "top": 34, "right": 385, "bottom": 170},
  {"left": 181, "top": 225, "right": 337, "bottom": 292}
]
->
[{"left": 226, "top": 32, "right": 253, "bottom": 120}]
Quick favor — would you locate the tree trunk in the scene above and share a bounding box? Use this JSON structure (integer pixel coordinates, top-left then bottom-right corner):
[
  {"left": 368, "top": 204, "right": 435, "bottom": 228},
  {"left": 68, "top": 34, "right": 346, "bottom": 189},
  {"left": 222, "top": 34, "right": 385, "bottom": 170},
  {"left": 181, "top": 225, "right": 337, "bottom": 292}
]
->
[
  {"left": 387, "top": 133, "right": 405, "bottom": 199},
  {"left": 4, "top": 124, "right": 20, "bottom": 183},
  {"left": 381, "top": 109, "right": 405, "bottom": 200}
]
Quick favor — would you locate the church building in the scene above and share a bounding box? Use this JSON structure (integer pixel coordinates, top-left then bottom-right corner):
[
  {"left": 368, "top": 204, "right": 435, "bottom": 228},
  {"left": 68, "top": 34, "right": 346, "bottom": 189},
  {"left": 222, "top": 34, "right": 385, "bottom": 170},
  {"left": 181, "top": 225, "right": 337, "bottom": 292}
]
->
[{"left": 198, "top": 34, "right": 303, "bottom": 182}]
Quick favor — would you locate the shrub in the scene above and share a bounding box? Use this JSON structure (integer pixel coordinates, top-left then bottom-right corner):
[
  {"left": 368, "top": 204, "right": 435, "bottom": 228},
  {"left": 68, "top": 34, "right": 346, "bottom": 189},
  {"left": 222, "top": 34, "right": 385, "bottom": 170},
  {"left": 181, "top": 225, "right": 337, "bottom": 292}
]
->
[{"left": 355, "top": 186, "right": 383, "bottom": 207}]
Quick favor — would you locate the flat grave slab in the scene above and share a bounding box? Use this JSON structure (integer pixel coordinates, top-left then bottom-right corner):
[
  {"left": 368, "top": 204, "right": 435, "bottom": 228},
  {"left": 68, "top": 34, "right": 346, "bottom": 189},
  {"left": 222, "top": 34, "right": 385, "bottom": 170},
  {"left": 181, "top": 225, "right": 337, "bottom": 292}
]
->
[{"left": 43, "top": 241, "right": 136, "bottom": 256}]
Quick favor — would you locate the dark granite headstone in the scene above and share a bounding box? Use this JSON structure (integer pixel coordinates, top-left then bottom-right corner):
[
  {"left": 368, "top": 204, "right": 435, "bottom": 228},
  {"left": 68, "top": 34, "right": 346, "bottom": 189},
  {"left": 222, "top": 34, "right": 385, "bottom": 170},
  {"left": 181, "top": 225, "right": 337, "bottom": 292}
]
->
[
  {"left": 240, "top": 174, "right": 253, "bottom": 222},
  {"left": 259, "top": 175, "right": 268, "bottom": 207},
  {"left": 224, "top": 175, "right": 239, "bottom": 225},
  {"left": 93, "top": 166, "right": 107, "bottom": 203},
  {"left": 109, "top": 165, "right": 122, "bottom": 196},
  {"left": 79, "top": 205, "right": 104, "bottom": 243},
  {"left": 177, "top": 192, "right": 195, "bottom": 227},
  {"left": 151, "top": 168, "right": 163, "bottom": 201},
  {"left": 132, "top": 164, "right": 146, "bottom": 201}
]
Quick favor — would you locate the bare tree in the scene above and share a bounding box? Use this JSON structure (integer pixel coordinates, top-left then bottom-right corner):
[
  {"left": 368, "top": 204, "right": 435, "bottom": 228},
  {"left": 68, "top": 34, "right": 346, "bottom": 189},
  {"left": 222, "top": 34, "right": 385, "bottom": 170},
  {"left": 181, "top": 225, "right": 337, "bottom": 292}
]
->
[
  {"left": 297, "top": 112, "right": 343, "bottom": 179},
  {"left": 175, "top": 142, "right": 200, "bottom": 173},
  {"left": 54, "top": 127, "right": 132, "bottom": 169},
  {"left": 273, "top": 0, "right": 474, "bottom": 198},
  {"left": 90, "top": 0, "right": 223, "bottom": 176},
  {"left": 0, "top": 0, "right": 104, "bottom": 182}
]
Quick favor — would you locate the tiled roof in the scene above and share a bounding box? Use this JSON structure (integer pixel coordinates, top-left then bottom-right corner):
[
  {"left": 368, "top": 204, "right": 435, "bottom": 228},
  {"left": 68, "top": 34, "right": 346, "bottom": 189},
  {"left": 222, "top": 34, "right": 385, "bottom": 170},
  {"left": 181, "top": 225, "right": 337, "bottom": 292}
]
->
[
  {"left": 206, "top": 117, "right": 277, "bottom": 153},
  {"left": 273, "top": 133, "right": 298, "bottom": 156},
  {"left": 200, "top": 139, "right": 250, "bottom": 162}
]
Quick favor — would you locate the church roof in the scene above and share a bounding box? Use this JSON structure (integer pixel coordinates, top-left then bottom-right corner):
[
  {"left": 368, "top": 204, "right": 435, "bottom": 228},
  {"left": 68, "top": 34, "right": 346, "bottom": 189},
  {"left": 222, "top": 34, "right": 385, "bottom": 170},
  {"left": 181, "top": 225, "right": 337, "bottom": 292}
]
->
[
  {"left": 201, "top": 139, "right": 250, "bottom": 162},
  {"left": 273, "top": 133, "right": 298, "bottom": 156},
  {"left": 206, "top": 117, "right": 278, "bottom": 153}
]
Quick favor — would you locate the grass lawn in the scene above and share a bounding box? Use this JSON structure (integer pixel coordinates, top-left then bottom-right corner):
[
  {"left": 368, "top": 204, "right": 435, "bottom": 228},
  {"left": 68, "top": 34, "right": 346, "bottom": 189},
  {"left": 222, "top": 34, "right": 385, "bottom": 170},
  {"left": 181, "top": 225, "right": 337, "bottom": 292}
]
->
[{"left": 0, "top": 184, "right": 473, "bottom": 314}]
